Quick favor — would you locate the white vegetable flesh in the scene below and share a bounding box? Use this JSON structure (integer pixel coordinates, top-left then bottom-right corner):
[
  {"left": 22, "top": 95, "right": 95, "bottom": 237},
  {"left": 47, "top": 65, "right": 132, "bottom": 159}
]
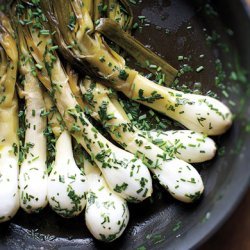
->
[
  {"left": 145, "top": 130, "right": 217, "bottom": 163},
  {"left": 0, "top": 21, "right": 19, "bottom": 222},
  {"left": 80, "top": 82, "right": 204, "bottom": 203},
  {"left": 84, "top": 159, "right": 129, "bottom": 242},
  {"left": 0, "top": 112, "right": 19, "bottom": 222},
  {"left": 18, "top": 30, "right": 48, "bottom": 213},
  {"left": 54, "top": 79, "right": 152, "bottom": 202},
  {"left": 23, "top": 29, "right": 152, "bottom": 203},
  {"left": 130, "top": 75, "right": 232, "bottom": 136},
  {"left": 124, "top": 133, "right": 204, "bottom": 202},
  {"left": 44, "top": 93, "right": 129, "bottom": 237},
  {"left": 18, "top": 73, "right": 48, "bottom": 213},
  {"left": 47, "top": 1, "right": 232, "bottom": 136},
  {"left": 48, "top": 130, "right": 88, "bottom": 218}
]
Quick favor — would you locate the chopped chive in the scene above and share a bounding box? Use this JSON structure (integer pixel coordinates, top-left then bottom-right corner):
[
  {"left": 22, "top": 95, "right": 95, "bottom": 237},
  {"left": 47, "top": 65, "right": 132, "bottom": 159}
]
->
[{"left": 196, "top": 66, "right": 204, "bottom": 73}]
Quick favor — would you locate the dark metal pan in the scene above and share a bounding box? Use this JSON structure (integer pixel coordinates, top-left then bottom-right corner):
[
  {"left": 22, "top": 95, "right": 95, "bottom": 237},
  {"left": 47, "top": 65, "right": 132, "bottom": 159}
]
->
[{"left": 0, "top": 0, "right": 249, "bottom": 249}]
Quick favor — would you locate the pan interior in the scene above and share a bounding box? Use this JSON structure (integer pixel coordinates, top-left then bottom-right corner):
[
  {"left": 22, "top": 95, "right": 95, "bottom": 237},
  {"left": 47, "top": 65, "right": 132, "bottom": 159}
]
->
[{"left": 0, "top": 0, "right": 249, "bottom": 249}]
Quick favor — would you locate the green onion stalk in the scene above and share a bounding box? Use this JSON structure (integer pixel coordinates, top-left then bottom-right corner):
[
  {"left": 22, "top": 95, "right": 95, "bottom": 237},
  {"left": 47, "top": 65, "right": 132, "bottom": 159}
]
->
[
  {"left": 0, "top": 12, "right": 19, "bottom": 222},
  {"left": 17, "top": 23, "right": 48, "bottom": 213},
  {"left": 17, "top": 2, "right": 153, "bottom": 203},
  {"left": 45, "top": 93, "right": 129, "bottom": 241},
  {"left": 43, "top": 93, "right": 88, "bottom": 218},
  {"left": 39, "top": 0, "right": 232, "bottom": 136},
  {"left": 82, "top": 155, "right": 129, "bottom": 242},
  {"left": 67, "top": 70, "right": 206, "bottom": 203}
]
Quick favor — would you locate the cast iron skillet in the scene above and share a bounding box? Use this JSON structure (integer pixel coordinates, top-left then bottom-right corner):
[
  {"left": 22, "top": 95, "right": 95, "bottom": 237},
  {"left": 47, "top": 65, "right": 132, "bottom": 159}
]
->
[{"left": 0, "top": 0, "right": 250, "bottom": 249}]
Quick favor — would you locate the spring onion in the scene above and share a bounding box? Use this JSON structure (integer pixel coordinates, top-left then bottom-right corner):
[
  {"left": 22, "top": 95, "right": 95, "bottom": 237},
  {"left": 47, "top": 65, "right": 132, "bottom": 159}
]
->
[
  {"left": 68, "top": 73, "right": 204, "bottom": 203},
  {"left": 83, "top": 157, "right": 129, "bottom": 242},
  {"left": 0, "top": 12, "right": 19, "bottom": 223},
  {"left": 40, "top": 0, "right": 232, "bottom": 135},
  {"left": 144, "top": 130, "right": 217, "bottom": 163},
  {"left": 44, "top": 93, "right": 88, "bottom": 218},
  {"left": 17, "top": 24, "right": 48, "bottom": 213},
  {"left": 17, "top": 5, "right": 153, "bottom": 202}
]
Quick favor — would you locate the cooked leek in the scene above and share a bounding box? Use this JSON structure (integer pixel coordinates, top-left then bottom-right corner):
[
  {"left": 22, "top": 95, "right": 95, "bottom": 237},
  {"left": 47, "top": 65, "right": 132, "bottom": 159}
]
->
[
  {"left": 0, "top": 12, "right": 19, "bottom": 223},
  {"left": 17, "top": 24, "right": 48, "bottom": 213},
  {"left": 91, "top": 0, "right": 133, "bottom": 31},
  {"left": 96, "top": 18, "right": 178, "bottom": 83},
  {"left": 39, "top": 0, "right": 232, "bottom": 135},
  {"left": 144, "top": 130, "right": 216, "bottom": 163},
  {"left": 93, "top": 0, "right": 103, "bottom": 22},
  {"left": 67, "top": 72, "right": 204, "bottom": 203},
  {"left": 44, "top": 93, "right": 88, "bottom": 218},
  {"left": 45, "top": 94, "right": 129, "bottom": 239},
  {"left": 130, "top": 76, "right": 232, "bottom": 135},
  {"left": 17, "top": 4, "right": 152, "bottom": 202},
  {"left": 83, "top": 157, "right": 129, "bottom": 242},
  {"left": 106, "top": 0, "right": 130, "bottom": 31},
  {"left": 85, "top": 1, "right": 94, "bottom": 18}
]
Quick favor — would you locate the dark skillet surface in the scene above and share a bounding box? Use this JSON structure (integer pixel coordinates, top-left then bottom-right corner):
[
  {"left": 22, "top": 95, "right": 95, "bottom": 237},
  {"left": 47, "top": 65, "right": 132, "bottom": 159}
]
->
[{"left": 0, "top": 1, "right": 250, "bottom": 249}]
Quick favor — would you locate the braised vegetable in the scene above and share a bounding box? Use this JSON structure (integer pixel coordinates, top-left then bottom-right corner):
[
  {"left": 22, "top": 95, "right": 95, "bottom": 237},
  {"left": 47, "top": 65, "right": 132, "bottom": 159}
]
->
[
  {"left": 17, "top": 3, "right": 153, "bottom": 202},
  {"left": 39, "top": 0, "right": 232, "bottom": 135},
  {"left": 0, "top": 0, "right": 233, "bottom": 242},
  {"left": 67, "top": 71, "right": 205, "bottom": 203},
  {"left": 85, "top": 0, "right": 133, "bottom": 31},
  {"left": 82, "top": 155, "right": 129, "bottom": 242},
  {"left": 45, "top": 93, "right": 129, "bottom": 239},
  {"left": 17, "top": 23, "right": 48, "bottom": 213},
  {"left": 0, "top": 12, "right": 20, "bottom": 223},
  {"left": 44, "top": 93, "right": 88, "bottom": 218},
  {"left": 96, "top": 18, "right": 178, "bottom": 83},
  {"left": 144, "top": 130, "right": 216, "bottom": 163}
]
